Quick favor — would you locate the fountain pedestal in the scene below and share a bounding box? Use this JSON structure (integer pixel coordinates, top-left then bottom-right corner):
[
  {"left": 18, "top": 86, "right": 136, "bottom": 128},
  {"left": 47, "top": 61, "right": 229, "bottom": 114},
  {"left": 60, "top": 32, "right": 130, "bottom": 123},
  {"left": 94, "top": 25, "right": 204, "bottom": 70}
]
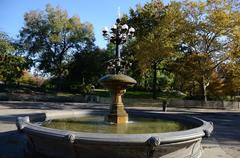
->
[
  {"left": 99, "top": 74, "right": 136, "bottom": 124},
  {"left": 106, "top": 89, "right": 128, "bottom": 123}
]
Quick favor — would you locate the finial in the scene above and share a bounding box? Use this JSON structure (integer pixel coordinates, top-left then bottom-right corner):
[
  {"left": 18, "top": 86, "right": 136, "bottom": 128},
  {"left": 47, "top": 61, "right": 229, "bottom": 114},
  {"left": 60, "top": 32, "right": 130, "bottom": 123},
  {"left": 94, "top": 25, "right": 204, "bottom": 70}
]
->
[{"left": 118, "top": 7, "right": 121, "bottom": 19}]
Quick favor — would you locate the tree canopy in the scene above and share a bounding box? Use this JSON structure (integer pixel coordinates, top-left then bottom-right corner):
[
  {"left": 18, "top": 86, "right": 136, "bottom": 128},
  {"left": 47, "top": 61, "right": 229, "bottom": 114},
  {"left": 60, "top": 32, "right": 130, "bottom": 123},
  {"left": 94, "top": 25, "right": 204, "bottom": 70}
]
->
[
  {"left": 1, "top": 1, "right": 240, "bottom": 101},
  {"left": 171, "top": 0, "right": 240, "bottom": 101},
  {"left": 19, "top": 4, "right": 95, "bottom": 79},
  {"left": 124, "top": 0, "right": 186, "bottom": 98},
  {"left": 0, "top": 32, "right": 27, "bottom": 84},
  {"left": 122, "top": 0, "right": 240, "bottom": 100}
]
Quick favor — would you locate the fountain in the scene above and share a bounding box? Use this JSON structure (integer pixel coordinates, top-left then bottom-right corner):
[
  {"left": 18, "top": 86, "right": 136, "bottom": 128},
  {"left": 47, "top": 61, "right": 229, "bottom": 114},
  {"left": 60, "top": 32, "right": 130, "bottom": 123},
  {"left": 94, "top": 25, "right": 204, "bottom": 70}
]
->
[
  {"left": 99, "top": 18, "right": 137, "bottom": 124},
  {"left": 16, "top": 18, "right": 213, "bottom": 158},
  {"left": 99, "top": 73, "right": 136, "bottom": 123}
]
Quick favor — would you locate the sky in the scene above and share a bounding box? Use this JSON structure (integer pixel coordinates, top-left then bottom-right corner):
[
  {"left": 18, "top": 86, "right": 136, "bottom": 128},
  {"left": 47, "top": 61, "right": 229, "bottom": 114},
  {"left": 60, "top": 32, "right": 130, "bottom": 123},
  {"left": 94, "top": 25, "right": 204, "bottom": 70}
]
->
[{"left": 0, "top": 0, "right": 169, "bottom": 48}]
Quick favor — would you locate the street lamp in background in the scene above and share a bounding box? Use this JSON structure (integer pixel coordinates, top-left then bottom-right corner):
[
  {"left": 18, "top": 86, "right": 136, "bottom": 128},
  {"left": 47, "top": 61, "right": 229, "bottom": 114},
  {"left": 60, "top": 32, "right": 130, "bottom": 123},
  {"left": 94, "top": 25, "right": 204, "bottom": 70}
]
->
[{"left": 102, "top": 18, "right": 135, "bottom": 74}]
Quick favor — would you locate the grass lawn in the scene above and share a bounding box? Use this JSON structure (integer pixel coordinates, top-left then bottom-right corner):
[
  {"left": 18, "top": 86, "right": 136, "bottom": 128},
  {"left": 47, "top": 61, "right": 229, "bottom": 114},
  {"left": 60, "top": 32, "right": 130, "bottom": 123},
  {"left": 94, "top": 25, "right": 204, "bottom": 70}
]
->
[
  {"left": 0, "top": 84, "right": 184, "bottom": 100},
  {"left": 93, "top": 89, "right": 185, "bottom": 100}
]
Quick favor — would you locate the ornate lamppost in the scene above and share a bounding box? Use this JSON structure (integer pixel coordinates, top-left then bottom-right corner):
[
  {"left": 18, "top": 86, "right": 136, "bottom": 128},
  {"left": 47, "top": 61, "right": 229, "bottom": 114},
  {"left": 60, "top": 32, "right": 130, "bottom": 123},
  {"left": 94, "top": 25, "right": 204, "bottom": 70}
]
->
[
  {"left": 102, "top": 18, "right": 135, "bottom": 74},
  {"left": 99, "top": 18, "right": 136, "bottom": 124}
]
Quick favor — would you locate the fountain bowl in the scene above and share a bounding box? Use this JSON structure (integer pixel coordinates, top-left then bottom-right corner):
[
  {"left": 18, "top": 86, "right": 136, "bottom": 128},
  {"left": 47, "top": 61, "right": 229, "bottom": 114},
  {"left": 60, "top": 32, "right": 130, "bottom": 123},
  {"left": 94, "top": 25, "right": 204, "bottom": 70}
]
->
[
  {"left": 16, "top": 109, "right": 213, "bottom": 158},
  {"left": 99, "top": 74, "right": 137, "bottom": 90}
]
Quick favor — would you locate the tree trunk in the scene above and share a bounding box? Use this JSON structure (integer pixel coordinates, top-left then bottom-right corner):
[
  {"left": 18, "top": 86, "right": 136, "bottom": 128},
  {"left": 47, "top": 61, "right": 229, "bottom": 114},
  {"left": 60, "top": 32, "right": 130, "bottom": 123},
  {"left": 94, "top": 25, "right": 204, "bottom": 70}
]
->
[
  {"left": 203, "top": 83, "right": 207, "bottom": 102},
  {"left": 201, "top": 76, "right": 208, "bottom": 103},
  {"left": 190, "top": 80, "right": 195, "bottom": 97},
  {"left": 152, "top": 62, "right": 157, "bottom": 99},
  {"left": 144, "top": 74, "right": 147, "bottom": 90}
]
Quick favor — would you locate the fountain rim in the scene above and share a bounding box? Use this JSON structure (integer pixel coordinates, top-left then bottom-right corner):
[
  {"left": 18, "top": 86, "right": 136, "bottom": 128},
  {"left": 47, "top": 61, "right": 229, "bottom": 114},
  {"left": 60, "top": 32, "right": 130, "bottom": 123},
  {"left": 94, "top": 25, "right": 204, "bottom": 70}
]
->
[{"left": 16, "top": 109, "right": 213, "bottom": 145}]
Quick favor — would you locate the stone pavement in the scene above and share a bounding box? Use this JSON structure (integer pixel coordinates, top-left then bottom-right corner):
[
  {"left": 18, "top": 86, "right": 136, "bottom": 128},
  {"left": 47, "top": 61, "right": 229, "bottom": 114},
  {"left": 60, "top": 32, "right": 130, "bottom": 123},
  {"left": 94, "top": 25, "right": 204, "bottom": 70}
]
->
[
  {"left": 202, "top": 138, "right": 233, "bottom": 158},
  {"left": 0, "top": 101, "right": 239, "bottom": 158}
]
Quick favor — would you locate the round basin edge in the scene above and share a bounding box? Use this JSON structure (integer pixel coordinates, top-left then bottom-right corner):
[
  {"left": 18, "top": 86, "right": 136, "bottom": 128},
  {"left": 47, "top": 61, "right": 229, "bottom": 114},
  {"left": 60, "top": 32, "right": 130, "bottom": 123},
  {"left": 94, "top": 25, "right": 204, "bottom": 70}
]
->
[{"left": 16, "top": 110, "right": 213, "bottom": 144}]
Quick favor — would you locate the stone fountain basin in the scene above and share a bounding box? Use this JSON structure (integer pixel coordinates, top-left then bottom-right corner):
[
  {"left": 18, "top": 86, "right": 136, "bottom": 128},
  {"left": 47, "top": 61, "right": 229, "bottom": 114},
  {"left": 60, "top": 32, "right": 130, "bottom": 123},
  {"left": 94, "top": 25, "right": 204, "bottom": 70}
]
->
[{"left": 16, "top": 110, "right": 213, "bottom": 158}]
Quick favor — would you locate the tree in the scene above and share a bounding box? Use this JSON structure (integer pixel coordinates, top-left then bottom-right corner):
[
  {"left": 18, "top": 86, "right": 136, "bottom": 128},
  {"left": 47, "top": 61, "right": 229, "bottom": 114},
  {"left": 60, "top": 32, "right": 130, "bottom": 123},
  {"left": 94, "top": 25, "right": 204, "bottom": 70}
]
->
[
  {"left": 208, "top": 71, "right": 224, "bottom": 98},
  {"left": 125, "top": 0, "right": 186, "bottom": 98},
  {"left": 18, "top": 70, "right": 45, "bottom": 87},
  {"left": 0, "top": 32, "right": 27, "bottom": 84},
  {"left": 19, "top": 4, "right": 95, "bottom": 83},
  {"left": 67, "top": 47, "right": 112, "bottom": 87},
  {"left": 177, "top": 0, "right": 240, "bottom": 102},
  {"left": 219, "top": 63, "right": 240, "bottom": 99},
  {"left": 168, "top": 53, "right": 208, "bottom": 97},
  {"left": 0, "top": 32, "right": 14, "bottom": 57}
]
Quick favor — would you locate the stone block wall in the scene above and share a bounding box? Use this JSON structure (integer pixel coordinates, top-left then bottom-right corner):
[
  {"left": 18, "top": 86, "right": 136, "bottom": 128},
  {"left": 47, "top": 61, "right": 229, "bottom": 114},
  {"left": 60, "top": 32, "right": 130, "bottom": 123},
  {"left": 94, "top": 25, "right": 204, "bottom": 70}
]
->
[
  {"left": 99, "top": 97, "right": 240, "bottom": 110},
  {"left": 168, "top": 99, "right": 240, "bottom": 110}
]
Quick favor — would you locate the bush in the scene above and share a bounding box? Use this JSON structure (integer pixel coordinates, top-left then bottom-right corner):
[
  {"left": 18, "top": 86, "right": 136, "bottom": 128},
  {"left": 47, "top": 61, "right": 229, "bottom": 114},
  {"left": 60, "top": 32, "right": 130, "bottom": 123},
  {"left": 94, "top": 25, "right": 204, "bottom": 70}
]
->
[{"left": 70, "top": 83, "right": 94, "bottom": 95}]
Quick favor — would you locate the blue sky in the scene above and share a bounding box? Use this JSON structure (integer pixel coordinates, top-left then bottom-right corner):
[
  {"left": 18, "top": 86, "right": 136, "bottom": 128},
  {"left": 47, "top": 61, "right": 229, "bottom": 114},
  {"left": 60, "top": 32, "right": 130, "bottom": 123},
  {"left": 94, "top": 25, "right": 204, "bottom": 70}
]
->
[{"left": 0, "top": 0, "right": 169, "bottom": 48}]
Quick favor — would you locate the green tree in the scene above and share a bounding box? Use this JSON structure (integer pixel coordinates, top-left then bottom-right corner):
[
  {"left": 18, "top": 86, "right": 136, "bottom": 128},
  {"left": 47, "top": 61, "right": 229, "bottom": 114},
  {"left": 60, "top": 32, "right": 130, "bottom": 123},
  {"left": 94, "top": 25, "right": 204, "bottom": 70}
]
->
[
  {"left": 125, "top": 0, "right": 186, "bottom": 98},
  {"left": 67, "top": 48, "right": 112, "bottom": 87},
  {"left": 19, "top": 4, "right": 95, "bottom": 83},
  {"left": 0, "top": 32, "right": 27, "bottom": 84}
]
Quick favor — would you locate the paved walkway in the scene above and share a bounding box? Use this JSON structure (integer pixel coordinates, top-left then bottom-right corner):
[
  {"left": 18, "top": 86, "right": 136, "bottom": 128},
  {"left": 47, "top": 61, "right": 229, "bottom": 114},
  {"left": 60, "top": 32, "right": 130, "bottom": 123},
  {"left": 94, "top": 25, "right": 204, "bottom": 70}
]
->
[{"left": 0, "top": 101, "right": 239, "bottom": 158}]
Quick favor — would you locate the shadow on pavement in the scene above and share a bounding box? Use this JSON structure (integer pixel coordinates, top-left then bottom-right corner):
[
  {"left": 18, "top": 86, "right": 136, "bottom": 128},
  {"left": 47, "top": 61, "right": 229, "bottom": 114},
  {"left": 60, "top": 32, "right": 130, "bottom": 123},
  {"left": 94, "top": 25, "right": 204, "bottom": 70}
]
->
[
  {"left": 0, "top": 130, "right": 28, "bottom": 158},
  {"left": 0, "top": 101, "right": 108, "bottom": 110},
  {"left": 188, "top": 112, "right": 240, "bottom": 147}
]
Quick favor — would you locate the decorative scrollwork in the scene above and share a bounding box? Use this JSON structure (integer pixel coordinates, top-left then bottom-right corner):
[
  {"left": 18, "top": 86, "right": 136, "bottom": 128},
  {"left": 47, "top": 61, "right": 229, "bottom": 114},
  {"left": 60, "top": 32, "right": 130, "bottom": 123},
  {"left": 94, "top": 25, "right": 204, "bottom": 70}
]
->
[
  {"left": 102, "top": 18, "right": 134, "bottom": 75},
  {"left": 66, "top": 134, "right": 75, "bottom": 144},
  {"left": 147, "top": 136, "right": 161, "bottom": 147},
  {"left": 106, "top": 57, "right": 132, "bottom": 74},
  {"left": 16, "top": 116, "right": 30, "bottom": 131}
]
